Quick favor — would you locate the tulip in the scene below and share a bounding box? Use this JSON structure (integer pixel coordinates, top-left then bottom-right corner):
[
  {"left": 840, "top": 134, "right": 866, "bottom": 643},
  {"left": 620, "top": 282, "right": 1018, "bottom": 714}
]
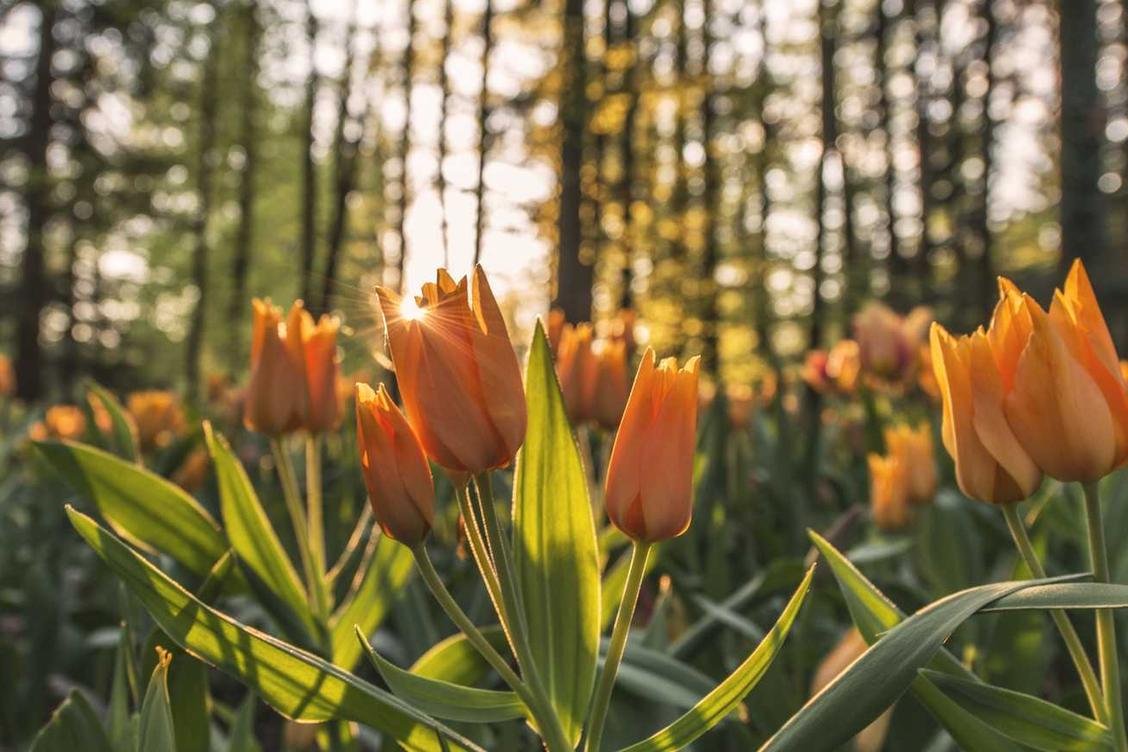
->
[
  {"left": 811, "top": 629, "right": 892, "bottom": 752},
  {"left": 547, "top": 308, "right": 567, "bottom": 355},
  {"left": 173, "top": 448, "right": 211, "bottom": 493},
  {"left": 801, "top": 350, "right": 832, "bottom": 393},
  {"left": 853, "top": 302, "right": 932, "bottom": 387},
  {"left": 29, "top": 405, "right": 87, "bottom": 442},
  {"left": 556, "top": 323, "right": 597, "bottom": 425},
  {"left": 0, "top": 354, "right": 14, "bottom": 397},
  {"left": 244, "top": 300, "right": 307, "bottom": 436},
  {"left": 591, "top": 338, "right": 631, "bottom": 431},
  {"left": 868, "top": 453, "right": 911, "bottom": 531},
  {"left": 604, "top": 350, "right": 700, "bottom": 542},
  {"left": 127, "top": 390, "right": 186, "bottom": 451},
  {"left": 883, "top": 423, "right": 936, "bottom": 505},
  {"left": 376, "top": 267, "right": 526, "bottom": 473},
  {"left": 296, "top": 308, "right": 342, "bottom": 433},
  {"left": 930, "top": 323, "right": 1042, "bottom": 504},
  {"left": 355, "top": 383, "right": 435, "bottom": 545},
  {"left": 989, "top": 265, "right": 1127, "bottom": 482}
]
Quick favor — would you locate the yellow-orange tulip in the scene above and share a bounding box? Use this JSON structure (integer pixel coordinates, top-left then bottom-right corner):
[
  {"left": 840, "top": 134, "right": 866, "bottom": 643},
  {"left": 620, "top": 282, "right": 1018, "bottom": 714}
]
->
[
  {"left": 930, "top": 323, "right": 1042, "bottom": 504},
  {"left": 1121, "top": 360, "right": 1128, "bottom": 384},
  {"left": 244, "top": 300, "right": 307, "bottom": 436},
  {"left": 295, "top": 308, "right": 342, "bottom": 433},
  {"left": 127, "top": 390, "right": 186, "bottom": 451},
  {"left": 811, "top": 629, "right": 892, "bottom": 752},
  {"left": 0, "top": 354, "right": 14, "bottom": 397},
  {"left": 376, "top": 267, "right": 526, "bottom": 473},
  {"left": 884, "top": 423, "right": 936, "bottom": 505},
  {"left": 29, "top": 405, "right": 87, "bottom": 442},
  {"left": 988, "top": 264, "right": 1128, "bottom": 482},
  {"left": 355, "top": 383, "right": 435, "bottom": 545},
  {"left": 173, "top": 448, "right": 211, "bottom": 493},
  {"left": 604, "top": 350, "right": 700, "bottom": 542},
  {"left": 827, "top": 339, "right": 862, "bottom": 394},
  {"left": 868, "top": 453, "right": 912, "bottom": 531}
]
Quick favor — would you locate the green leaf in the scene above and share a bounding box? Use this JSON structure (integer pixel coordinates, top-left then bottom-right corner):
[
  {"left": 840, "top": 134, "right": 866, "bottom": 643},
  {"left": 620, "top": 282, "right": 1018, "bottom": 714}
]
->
[
  {"left": 37, "top": 440, "right": 227, "bottom": 576},
  {"left": 137, "top": 648, "right": 178, "bottom": 752},
  {"left": 109, "top": 629, "right": 136, "bottom": 752},
  {"left": 29, "top": 691, "right": 113, "bottom": 752},
  {"left": 612, "top": 643, "right": 716, "bottom": 710},
  {"left": 512, "top": 321, "right": 601, "bottom": 745},
  {"left": 920, "top": 670, "right": 1113, "bottom": 751},
  {"left": 357, "top": 627, "right": 527, "bottom": 723},
  {"left": 67, "top": 506, "right": 484, "bottom": 752},
  {"left": 330, "top": 531, "right": 415, "bottom": 670},
  {"left": 204, "top": 423, "right": 315, "bottom": 636},
  {"left": 983, "top": 582, "right": 1128, "bottom": 611},
  {"left": 86, "top": 382, "right": 139, "bottom": 461},
  {"left": 411, "top": 626, "right": 510, "bottom": 685},
  {"left": 616, "top": 565, "right": 814, "bottom": 752},
  {"left": 226, "top": 694, "right": 262, "bottom": 752}
]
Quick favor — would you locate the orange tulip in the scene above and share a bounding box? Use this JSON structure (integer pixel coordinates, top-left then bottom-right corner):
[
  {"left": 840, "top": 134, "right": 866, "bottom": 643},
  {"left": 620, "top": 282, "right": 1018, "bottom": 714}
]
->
[
  {"left": 547, "top": 308, "right": 567, "bottom": 355},
  {"left": 557, "top": 323, "right": 597, "bottom": 425},
  {"left": 989, "top": 264, "right": 1128, "bottom": 482},
  {"left": 295, "top": 308, "right": 342, "bottom": 433},
  {"left": 591, "top": 338, "right": 630, "bottom": 431},
  {"left": 355, "top": 383, "right": 435, "bottom": 545},
  {"left": 29, "top": 405, "right": 87, "bottom": 442},
  {"left": 173, "top": 448, "right": 211, "bottom": 493},
  {"left": 853, "top": 302, "right": 932, "bottom": 387},
  {"left": 930, "top": 323, "right": 1042, "bottom": 504},
  {"left": 1121, "top": 360, "right": 1128, "bottom": 384},
  {"left": 883, "top": 423, "right": 936, "bottom": 505},
  {"left": 604, "top": 350, "right": 700, "bottom": 542},
  {"left": 868, "top": 453, "right": 912, "bottom": 531},
  {"left": 827, "top": 339, "right": 862, "bottom": 394},
  {"left": 0, "top": 354, "right": 14, "bottom": 397},
  {"left": 244, "top": 300, "right": 307, "bottom": 436},
  {"left": 376, "top": 267, "right": 526, "bottom": 473},
  {"left": 127, "top": 390, "right": 186, "bottom": 451}
]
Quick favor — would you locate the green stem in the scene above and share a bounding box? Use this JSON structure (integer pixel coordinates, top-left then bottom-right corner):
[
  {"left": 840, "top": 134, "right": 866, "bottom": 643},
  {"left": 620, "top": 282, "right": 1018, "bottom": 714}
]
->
[
  {"left": 585, "top": 541, "right": 652, "bottom": 752},
  {"left": 270, "top": 438, "right": 329, "bottom": 621},
  {"left": 305, "top": 434, "right": 326, "bottom": 574},
  {"left": 1001, "top": 503, "right": 1106, "bottom": 722},
  {"left": 455, "top": 483, "right": 509, "bottom": 626},
  {"left": 1083, "top": 481, "right": 1127, "bottom": 751},
  {"left": 472, "top": 473, "right": 571, "bottom": 752},
  {"left": 411, "top": 545, "right": 569, "bottom": 752}
]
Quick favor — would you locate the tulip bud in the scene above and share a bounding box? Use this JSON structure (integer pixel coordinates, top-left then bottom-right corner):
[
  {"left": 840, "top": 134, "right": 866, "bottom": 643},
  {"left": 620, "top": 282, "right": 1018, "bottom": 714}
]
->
[
  {"left": 868, "top": 453, "right": 912, "bottom": 531},
  {"left": 547, "top": 308, "right": 567, "bottom": 356},
  {"left": 127, "top": 390, "right": 186, "bottom": 452},
  {"left": 557, "top": 323, "right": 597, "bottom": 425},
  {"left": 29, "top": 405, "right": 87, "bottom": 442},
  {"left": 930, "top": 323, "right": 1042, "bottom": 504},
  {"left": 245, "top": 300, "right": 307, "bottom": 436},
  {"left": 0, "top": 354, "right": 14, "bottom": 398},
  {"left": 604, "top": 350, "right": 700, "bottom": 542},
  {"left": 355, "top": 383, "right": 435, "bottom": 545},
  {"left": 591, "top": 338, "right": 631, "bottom": 431},
  {"left": 296, "top": 309, "right": 342, "bottom": 433},
  {"left": 376, "top": 267, "right": 526, "bottom": 473},
  {"left": 883, "top": 423, "right": 936, "bottom": 505},
  {"left": 827, "top": 339, "right": 862, "bottom": 394}
]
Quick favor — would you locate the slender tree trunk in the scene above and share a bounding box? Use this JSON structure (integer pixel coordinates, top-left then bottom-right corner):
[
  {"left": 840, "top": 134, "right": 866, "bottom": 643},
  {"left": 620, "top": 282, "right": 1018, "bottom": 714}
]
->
[
  {"left": 299, "top": 0, "right": 320, "bottom": 302},
  {"left": 394, "top": 0, "right": 416, "bottom": 291},
  {"left": 436, "top": 0, "right": 454, "bottom": 266},
  {"left": 14, "top": 2, "right": 57, "bottom": 402},
  {"left": 875, "top": 0, "right": 903, "bottom": 299},
  {"left": 700, "top": 0, "right": 721, "bottom": 375},
  {"left": 811, "top": 0, "right": 837, "bottom": 353},
  {"left": 318, "top": 0, "right": 361, "bottom": 316},
  {"left": 618, "top": 0, "right": 638, "bottom": 310},
  {"left": 911, "top": 0, "right": 933, "bottom": 304},
  {"left": 473, "top": 0, "right": 493, "bottom": 265},
  {"left": 553, "top": 0, "right": 592, "bottom": 323},
  {"left": 972, "top": 0, "right": 997, "bottom": 321},
  {"left": 185, "top": 12, "right": 220, "bottom": 402},
  {"left": 229, "top": 0, "right": 259, "bottom": 368},
  {"left": 753, "top": 5, "right": 774, "bottom": 361},
  {"left": 1058, "top": 0, "right": 1104, "bottom": 271}
]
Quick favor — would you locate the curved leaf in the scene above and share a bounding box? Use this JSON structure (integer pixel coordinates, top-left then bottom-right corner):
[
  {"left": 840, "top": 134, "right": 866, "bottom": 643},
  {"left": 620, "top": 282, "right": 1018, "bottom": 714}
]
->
[
  {"left": 29, "top": 691, "right": 112, "bottom": 752},
  {"left": 330, "top": 531, "right": 414, "bottom": 670},
  {"left": 357, "top": 628, "right": 527, "bottom": 723},
  {"left": 513, "top": 322, "right": 601, "bottom": 745},
  {"left": 86, "top": 383, "right": 139, "bottom": 461},
  {"left": 411, "top": 626, "right": 509, "bottom": 685},
  {"left": 617, "top": 565, "right": 814, "bottom": 752},
  {"left": 67, "top": 507, "right": 482, "bottom": 752},
  {"left": 37, "top": 440, "right": 226, "bottom": 576},
  {"left": 983, "top": 582, "right": 1128, "bottom": 611}
]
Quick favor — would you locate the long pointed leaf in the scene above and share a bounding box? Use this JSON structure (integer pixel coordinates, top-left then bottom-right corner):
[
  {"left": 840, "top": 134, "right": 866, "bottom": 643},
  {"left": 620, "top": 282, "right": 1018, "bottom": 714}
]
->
[
  {"left": 137, "top": 648, "right": 177, "bottom": 752},
  {"left": 29, "top": 691, "right": 112, "bottom": 752}
]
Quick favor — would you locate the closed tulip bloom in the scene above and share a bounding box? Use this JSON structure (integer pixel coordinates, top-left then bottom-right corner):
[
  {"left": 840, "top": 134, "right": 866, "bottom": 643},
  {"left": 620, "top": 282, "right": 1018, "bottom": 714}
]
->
[
  {"left": 0, "top": 355, "right": 14, "bottom": 397},
  {"left": 244, "top": 300, "right": 307, "bottom": 436},
  {"left": 827, "top": 339, "right": 862, "bottom": 394},
  {"left": 29, "top": 405, "right": 87, "bottom": 441},
  {"left": 604, "top": 350, "right": 700, "bottom": 542},
  {"left": 989, "top": 272, "right": 1123, "bottom": 482},
  {"left": 868, "top": 453, "right": 911, "bottom": 531},
  {"left": 557, "top": 323, "right": 597, "bottom": 425},
  {"left": 127, "top": 390, "right": 186, "bottom": 451},
  {"left": 376, "top": 267, "right": 526, "bottom": 473},
  {"left": 930, "top": 323, "right": 1042, "bottom": 504},
  {"left": 884, "top": 423, "right": 936, "bottom": 505},
  {"left": 591, "top": 338, "right": 630, "bottom": 431},
  {"left": 355, "top": 383, "right": 435, "bottom": 545},
  {"left": 854, "top": 302, "right": 911, "bottom": 379},
  {"left": 296, "top": 308, "right": 342, "bottom": 433}
]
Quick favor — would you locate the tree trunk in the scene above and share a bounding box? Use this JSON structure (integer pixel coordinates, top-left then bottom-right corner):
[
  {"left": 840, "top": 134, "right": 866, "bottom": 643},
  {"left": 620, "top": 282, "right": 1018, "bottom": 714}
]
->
[
  {"left": 972, "top": 0, "right": 997, "bottom": 321},
  {"left": 436, "top": 0, "right": 454, "bottom": 266},
  {"left": 14, "top": 2, "right": 57, "bottom": 402},
  {"left": 552, "top": 0, "right": 592, "bottom": 323},
  {"left": 911, "top": 0, "right": 933, "bottom": 303},
  {"left": 752, "top": 4, "right": 774, "bottom": 361},
  {"left": 185, "top": 12, "right": 220, "bottom": 402},
  {"left": 473, "top": 0, "right": 493, "bottom": 265},
  {"left": 618, "top": 0, "right": 638, "bottom": 310},
  {"left": 1058, "top": 0, "right": 1104, "bottom": 271},
  {"left": 811, "top": 0, "right": 837, "bottom": 353},
  {"left": 299, "top": 0, "right": 320, "bottom": 302},
  {"left": 394, "top": 0, "right": 416, "bottom": 291},
  {"left": 875, "top": 0, "right": 903, "bottom": 301},
  {"left": 700, "top": 0, "right": 721, "bottom": 375},
  {"left": 229, "top": 0, "right": 259, "bottom": 368}
]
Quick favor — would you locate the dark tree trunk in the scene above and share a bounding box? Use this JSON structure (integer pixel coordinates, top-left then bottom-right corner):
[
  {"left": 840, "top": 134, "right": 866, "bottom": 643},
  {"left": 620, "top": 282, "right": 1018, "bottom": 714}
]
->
[
  {"left": 436, "top": 0, "right": 454, "bottom": 266},
  {"left": 473, "top": 0, "right": 493, "bottom": 265},
  {"left": 229, "top": 0, "right": 260, "bottom": 368},
  {"left": 972, "top": 0, "right": 997, "bottom": 321},
  {"left": 875, "top": 0, "right": 903, "bottom": 298},
  {"left": 700, "top": 0, "right": 721, "bottom": 375},
  {"left": 752, "top": 5, "right": 774, "bottom": 361},
  {"left": 185, "top": 12, "right": 220, "bottom": 402},
  {"left": 552, "top": 0, "right": 592, "bottom": 323},
  {"left": 14, "top": 2, "right": 57, "bottom": 402},
  {"left": 811, "top": 0, "right": 837, "bottom": 353},
  {"left": 1058, "top": 0, "right": 1104, "bottom": 271},
  {"left": 618, "top": 0, "right": 638, "bottom": 310},
  {"left": 394, "top": 0, "right": 416, "bottom": 291},
  {"left": 299, "top": 0, "right": 320, "bottom": 302},
  {"left": 911, "top": 0, "right": 934, "bottom": 303}
]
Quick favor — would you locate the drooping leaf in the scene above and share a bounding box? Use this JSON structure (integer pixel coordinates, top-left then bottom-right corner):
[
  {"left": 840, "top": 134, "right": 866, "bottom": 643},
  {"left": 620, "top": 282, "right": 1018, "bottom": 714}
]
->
[
  {"left": 37, "top": 440, "right": 226, "bottom": 576},
  {"left": 512, "top": 322, "right": 601, "bottom": 745},
  {"left": 86, "top": 383, "right": 140, "bottom": 461},
  {"left": 983, "top": 582, "right": 1128, "bottom": 611},
  {"left": 616, "top": 565, "right": 814, "bottom": 752},
  {"left": 29, "top": 691, "right": 113, "bottom": 752},
  {"left": 920, "top": 670, "right": 1113, "bottom": 751},
  {"left": 68, "top": 507, "right": 483, "bottom": 752},
  {"left": 357, "top": 627, "right": 527, "bottom": 723},
  {"left": 137, "top": 648, "right": 177, "bottom": 752}
]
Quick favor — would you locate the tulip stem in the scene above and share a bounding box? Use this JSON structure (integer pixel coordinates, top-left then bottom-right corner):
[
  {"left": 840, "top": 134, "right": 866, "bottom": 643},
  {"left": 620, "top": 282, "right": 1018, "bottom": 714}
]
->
[
  {"left": 455, "top": 484, "right": 510, "bottom": 627},
  {"left": 1001, "top": 503, "right": 1107, "bottom": 722},
  {"left": 1083, "top": 482, "right": 1127, "bottom": 751},
  {"left": 585, "top": 541, "right": 652, "bottom": 752},
  {"left": 410, "top": 544, "right": 570, "bottom": 752},
  {"left": 270, "top": 438, "right": 329, "bottom": 621},
  {"left": 305, "top": 435, "right": 326, "bottom": 574}
]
